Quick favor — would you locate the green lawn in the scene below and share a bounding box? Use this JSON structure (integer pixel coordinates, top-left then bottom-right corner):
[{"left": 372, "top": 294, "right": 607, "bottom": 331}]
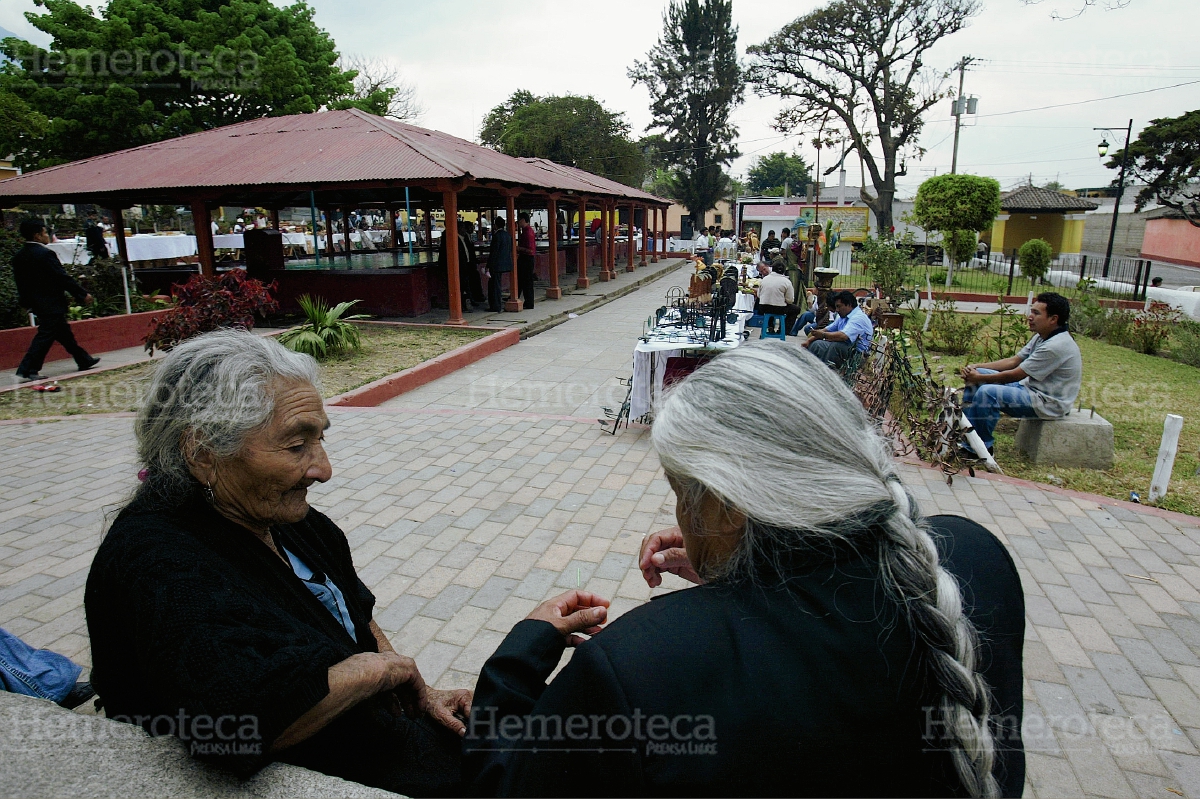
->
[
  {"left": 833, "top": 261, "right": 1044, "bottom": 298},
  {"left": 0, "top": 324, "right": 488, "bottom": 421},
  {"left": 923, "top": 334, "right": 1200, "bottom": 518}
]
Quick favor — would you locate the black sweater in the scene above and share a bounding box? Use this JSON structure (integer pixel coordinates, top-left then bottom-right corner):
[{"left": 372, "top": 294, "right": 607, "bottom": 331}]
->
[
  {"left": 84, "top": 493, "right": 428, "bottom": 787},
  {"left": 465, "top": 515, "right": 1025, "bottom": 797}
]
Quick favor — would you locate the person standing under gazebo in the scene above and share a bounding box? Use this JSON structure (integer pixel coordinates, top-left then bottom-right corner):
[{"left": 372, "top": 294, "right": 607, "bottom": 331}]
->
[
  {"left": 516, "top": 213, "right": 536, "bottom": 310},
  {"left": 486, "top": 216, "right": 512, "bottom": 313}
]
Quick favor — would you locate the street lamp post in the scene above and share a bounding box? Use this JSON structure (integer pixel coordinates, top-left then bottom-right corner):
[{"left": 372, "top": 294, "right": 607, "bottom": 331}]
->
[{"left": 1095, "top": 119, "right": 1133, "bottom": 278}]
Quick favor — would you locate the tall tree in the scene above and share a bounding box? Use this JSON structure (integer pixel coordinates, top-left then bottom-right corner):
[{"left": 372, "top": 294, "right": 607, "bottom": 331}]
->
[
  {"left": 1109, "top": 109, "right": 1200, "bottom": 227},
  {"left": 334, "top": 54, "right": 422, "bottom": 121},
  {"left": 747, "top": 0, "right": 980, "bottom": 232},
  {"left": 745, "top": 151, "right": 812, "bottom": 196},
  {"left": 0, "top": 0, "right": 363, "bottom": 170},
  {"left": 628, "top": 0, "right": 743, "bottom": 227},
  {"left": 479, "top": 91, "right": 645, "bottom": 187}
]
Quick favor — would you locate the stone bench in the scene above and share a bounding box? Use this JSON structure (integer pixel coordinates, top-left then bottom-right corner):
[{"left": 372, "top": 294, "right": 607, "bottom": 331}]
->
[
  {"left": 1015, "top": 411, "right": 1114, "bottom": 470},
  {"left": 0, "top": 692, "right": 402, "bottom": 798}
]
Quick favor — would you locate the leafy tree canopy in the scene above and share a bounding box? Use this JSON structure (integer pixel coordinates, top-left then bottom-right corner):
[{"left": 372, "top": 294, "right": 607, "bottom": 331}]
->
[
  {"left": 912, "top": 173, "right": 1001, "bottom": 234},
  {"left": 0, "top": 0, "right": 372, "bottom": 170},
  {"left": 1109, "top": 109, "right": 1200, "bottom": 227},
  {"left": 628, "top": 0, "right": 743, "bottom": 224},
  {"left": 745, "top": 151, "right": 812, "bottom": 196},
  {"left": 479, "top": 91, "right": 645, "bottom": 187},
  {"left": 747, "top": 0, "right": 979, "bottom": 232}
]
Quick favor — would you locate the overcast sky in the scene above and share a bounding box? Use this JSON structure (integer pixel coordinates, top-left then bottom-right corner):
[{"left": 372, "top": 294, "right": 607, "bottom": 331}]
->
[{"left": 2, "top": 0, "right": 1197, "bottom": 197}]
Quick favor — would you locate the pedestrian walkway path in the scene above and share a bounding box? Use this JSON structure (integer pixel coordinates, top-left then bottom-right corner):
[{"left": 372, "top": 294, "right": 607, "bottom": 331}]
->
[{"left": 1, "top": 261, "right": 1199, "bottom": 798}]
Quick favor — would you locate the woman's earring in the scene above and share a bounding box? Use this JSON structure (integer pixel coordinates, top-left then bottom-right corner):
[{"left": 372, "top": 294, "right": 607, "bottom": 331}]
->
[{"left": 204, "top": 482, "right": 215, "bottom": 503}]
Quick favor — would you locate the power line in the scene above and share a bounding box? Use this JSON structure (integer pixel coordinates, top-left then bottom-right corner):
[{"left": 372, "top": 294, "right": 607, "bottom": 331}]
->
[{"left": 977, "top": 79, "right": 1200, "bottom": 118}]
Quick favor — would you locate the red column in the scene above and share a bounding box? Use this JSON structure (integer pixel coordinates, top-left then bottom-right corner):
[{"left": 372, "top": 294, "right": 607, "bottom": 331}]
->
[
  {"left": 546, "top": 197, "right": 562, "bottom": 299},
  {"left": 109, "top": 208, "right": 130, "bottom": 268},
  {"left": 189, "top": 203, "right": 214, "bottom": 277},
  {"left": 387, "top": 206, "right": 398, "bottom": 250},
  {"left": 444, "top": 190, "right": 465, "bottom": 325},
  {"left": 504, "top": 195, "right": 520, "bottom": 312},
  {"left": 576, "top": 197, "right": 590, "bottom": 289},
  {"left": 659, "top": 208, "right": 667, "bottom": 257},
  {"left": 341, "top": 206, "right": 352, "bottom": 257},
  {"left": 270, "top": 209, "right": 281, "bottom": 230}
]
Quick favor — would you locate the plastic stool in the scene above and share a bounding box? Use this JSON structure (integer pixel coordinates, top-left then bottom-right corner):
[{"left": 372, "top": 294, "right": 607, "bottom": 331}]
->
[{"left": 760, "top": 314, "right": 787, "bottom": 340}]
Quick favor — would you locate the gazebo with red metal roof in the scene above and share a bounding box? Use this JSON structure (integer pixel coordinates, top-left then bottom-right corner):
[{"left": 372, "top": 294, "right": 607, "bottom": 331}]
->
[{"left": 0, "top": 109, "right": 671, "bottom": 324}]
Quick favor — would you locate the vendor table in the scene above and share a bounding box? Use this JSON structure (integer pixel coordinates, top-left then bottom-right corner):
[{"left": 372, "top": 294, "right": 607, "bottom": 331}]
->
[
  {"left": 630, "top": 310, "right": 750, "bottom": 419},
  {"left": 46, "top": 234, "right": 197, "bottom": 264},
  {"left": 667, "top": 237, "right": 697, "bottom": 254}
]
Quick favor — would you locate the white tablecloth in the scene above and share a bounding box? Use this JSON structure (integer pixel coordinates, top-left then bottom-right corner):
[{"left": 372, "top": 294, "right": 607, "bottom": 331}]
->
[
  {"left": 211, "top": 232, "right": 313, "bottom": 249},
  {"left": 46, "top": 235, "right": 197, "bottom": 263},
  {"left": 667, "top": 237, "right": 697, "bottom": 254},
  {"left": 630, "top": 313, "right": 749, "bottom": 418},
  {"left": 44, "top": 239, "right": 91, "bottom": 264}
]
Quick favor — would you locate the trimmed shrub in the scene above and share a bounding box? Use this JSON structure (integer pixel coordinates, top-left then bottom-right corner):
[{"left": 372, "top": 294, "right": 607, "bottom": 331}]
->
[
  {"left": 144, "top": 271, "right": 278, "bottom": 354},
  {"left": 1018, "top": 238, "right": 1053, "bottom": 284}
]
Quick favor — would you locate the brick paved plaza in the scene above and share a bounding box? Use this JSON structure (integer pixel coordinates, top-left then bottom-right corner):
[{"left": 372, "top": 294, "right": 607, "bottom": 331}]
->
[{"left": 2, "top": 264, "right": 1199, "bottom": 797}]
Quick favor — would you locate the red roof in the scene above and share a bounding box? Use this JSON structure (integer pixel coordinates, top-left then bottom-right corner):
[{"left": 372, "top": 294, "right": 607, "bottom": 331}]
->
[{"left": 0, "top": 109, "right": 669, "bottom": 207}]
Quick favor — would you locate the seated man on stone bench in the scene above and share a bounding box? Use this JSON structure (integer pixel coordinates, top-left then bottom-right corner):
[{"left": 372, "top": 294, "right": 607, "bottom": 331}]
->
[{"left": 960, "top": 291, "right": 1082, "bottom": 455}]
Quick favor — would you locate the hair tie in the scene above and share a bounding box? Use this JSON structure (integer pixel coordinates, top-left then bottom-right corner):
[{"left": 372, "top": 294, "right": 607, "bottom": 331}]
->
[{"left": 137, "top": 468, "right": 149, "bottom": 482}]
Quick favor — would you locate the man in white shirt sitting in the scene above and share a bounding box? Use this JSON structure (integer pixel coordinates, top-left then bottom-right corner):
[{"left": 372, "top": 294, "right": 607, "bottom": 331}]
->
[{"left": 756, "top": 262, "right": 800, "bottom": 333}]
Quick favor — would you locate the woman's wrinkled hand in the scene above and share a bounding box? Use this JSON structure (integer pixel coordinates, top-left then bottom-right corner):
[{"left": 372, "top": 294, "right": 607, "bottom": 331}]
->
[
  {"left": 639, "top": 528, "right": 702, "bottom": 588},
  {"left": 422, "top": 687, "right": 473, "bottom": 736},
  {"left": 525, "top": 590, "right": 609, "bottom": 646}
]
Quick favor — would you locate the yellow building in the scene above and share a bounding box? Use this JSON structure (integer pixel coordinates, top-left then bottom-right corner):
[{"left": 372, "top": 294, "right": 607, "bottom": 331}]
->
[{"left": 984, "top": 185, "right": 1098, "bottom": 257}]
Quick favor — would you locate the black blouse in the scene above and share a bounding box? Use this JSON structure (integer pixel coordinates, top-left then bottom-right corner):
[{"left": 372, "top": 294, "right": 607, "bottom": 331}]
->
[
  {"left": 84, "top": 492, "right": 404, "bottom": 782},
  {"left": 465, "top": 514, "right": 1025, "bottom": 797}
]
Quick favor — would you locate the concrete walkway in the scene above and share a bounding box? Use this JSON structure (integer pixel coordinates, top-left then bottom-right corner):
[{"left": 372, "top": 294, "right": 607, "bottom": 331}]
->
[{"left": 2, "top": 259, "right": 1200, "bottom": 797}]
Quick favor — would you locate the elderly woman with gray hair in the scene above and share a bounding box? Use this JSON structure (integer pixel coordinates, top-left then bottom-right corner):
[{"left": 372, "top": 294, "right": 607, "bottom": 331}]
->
[
  {"left": 466, "top": 340, "right": 1024, "bottom": 797},
  {"left": 84, "top": 330, "right": 469, "bottom": 796}
]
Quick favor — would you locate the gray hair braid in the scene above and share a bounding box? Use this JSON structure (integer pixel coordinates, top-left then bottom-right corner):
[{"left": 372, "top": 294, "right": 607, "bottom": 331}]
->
[{"left": 651, "top": 340, "right": 999, "bottom": 797}]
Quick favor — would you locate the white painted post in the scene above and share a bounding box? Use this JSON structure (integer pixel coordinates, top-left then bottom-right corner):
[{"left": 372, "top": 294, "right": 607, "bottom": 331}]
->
[
  {"left": 121, "top": 266, "right": 132, "bottom": 315},
  {"left": 1148, "top": 414, "right": 1184, "bottom": 502},
  {"left": 923, "top": 273, "right": 935, "bottom": 333}
]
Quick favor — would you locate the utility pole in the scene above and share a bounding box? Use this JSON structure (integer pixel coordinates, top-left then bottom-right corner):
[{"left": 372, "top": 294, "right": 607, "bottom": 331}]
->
[
  {"left": 950, "top": 56, "right": 977, "bottom": 174},
  {"left": 1095, "top": 119, "right": 1133, "bottom": 278}
]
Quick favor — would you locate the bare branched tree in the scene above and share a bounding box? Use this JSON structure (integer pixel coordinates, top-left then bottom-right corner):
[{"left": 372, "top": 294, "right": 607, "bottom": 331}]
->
[
  {"left": 336, "top": 54, "right": 423, "bottom": 122},
  {"left": 1019, "top": 0, "right": 1133, "bottom": 20},
  {"left": 747, "top": 0, "right": 980, "bottom": 233}
]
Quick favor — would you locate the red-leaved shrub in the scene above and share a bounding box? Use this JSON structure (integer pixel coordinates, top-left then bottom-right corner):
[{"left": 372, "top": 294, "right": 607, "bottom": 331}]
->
[{"left": 144, "top": 270, "right": 279, "bottom": 353}]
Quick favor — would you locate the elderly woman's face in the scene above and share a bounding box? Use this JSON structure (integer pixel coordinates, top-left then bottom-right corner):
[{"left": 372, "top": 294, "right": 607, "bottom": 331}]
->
[
  {"left": 666, "top": 474, "right": 745, "bottom": 578},
  {"left": 210, "top": 380, "right": 332, "bottom": 532}
]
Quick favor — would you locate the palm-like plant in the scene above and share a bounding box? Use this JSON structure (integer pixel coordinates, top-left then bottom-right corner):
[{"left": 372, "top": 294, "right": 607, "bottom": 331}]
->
[{"left": 278, "top": 295, "right": 368, "bottom": 359}]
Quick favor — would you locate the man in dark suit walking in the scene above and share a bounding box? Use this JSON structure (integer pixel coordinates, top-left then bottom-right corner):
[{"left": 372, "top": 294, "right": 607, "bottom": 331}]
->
[{"left": 13, "top": 219, "right": 100, "bottom": 381}]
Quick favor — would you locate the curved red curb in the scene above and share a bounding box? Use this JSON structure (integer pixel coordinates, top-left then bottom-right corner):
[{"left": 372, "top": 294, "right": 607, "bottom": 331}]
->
[{"left": 325, "top": 327, "right": 520, "bottom": 407}]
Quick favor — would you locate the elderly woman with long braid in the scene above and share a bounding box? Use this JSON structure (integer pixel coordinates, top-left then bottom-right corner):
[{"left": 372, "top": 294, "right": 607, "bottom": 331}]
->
[
  {"left": 465, "top": 340, "right": 1025, "bottom": 797},
  {"left": 85, "top": 330, "right": 469, "bottom": 796}
]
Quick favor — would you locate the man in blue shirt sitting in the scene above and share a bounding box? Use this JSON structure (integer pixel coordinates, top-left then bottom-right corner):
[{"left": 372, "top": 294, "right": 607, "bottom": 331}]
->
[{"left": 802, "top": 290, "right": 874, "bottom": 368}]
